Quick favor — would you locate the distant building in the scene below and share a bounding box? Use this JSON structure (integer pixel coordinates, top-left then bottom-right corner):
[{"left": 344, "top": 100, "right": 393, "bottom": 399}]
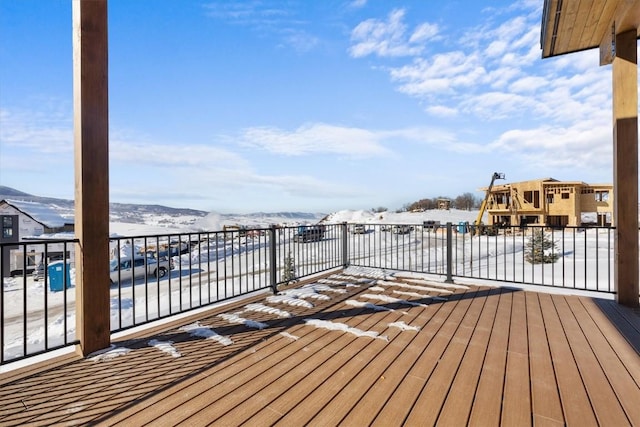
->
[
  {"left": 0, "top": 199, "right": 74, "bottom": 276},
  {"left": 482, "top": 178, "right": 613, "bottom": 227},
  {"left": 437, "top": 198, "right": 451, "bottom": 210}
]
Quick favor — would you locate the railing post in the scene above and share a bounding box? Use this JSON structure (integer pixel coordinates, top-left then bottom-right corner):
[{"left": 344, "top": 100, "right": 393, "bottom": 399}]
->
[
  {"left": 445, "top": 222, "right": 454, "bottom": 283},
  {"left": 269, "top": 225, "right": 278, "bottom": 294},
  {"left": 342, "top": 222, "right": 349, "bottom": 267}
]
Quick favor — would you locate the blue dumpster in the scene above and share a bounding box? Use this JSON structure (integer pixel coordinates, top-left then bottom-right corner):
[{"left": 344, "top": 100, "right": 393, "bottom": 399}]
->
[
  {"left": 48, "top": 261, "right": 71, "bottom": 292},
  {"left": 457, "top": 221, "right": 469, "bottom": 234}
]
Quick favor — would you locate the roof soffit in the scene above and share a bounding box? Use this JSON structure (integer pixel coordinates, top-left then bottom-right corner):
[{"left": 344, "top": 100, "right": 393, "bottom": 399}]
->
[{"left": 541, "top": 0, "right": 640, "bottom": 59}]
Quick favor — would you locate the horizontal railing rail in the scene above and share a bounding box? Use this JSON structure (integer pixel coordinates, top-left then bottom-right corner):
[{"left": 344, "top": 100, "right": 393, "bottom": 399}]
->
[{"left": 1, "top": 221, "right": 617, "bottom": 365}]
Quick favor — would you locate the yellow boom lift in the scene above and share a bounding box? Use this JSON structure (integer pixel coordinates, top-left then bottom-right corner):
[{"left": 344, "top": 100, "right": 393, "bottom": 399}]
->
[{"left": 474, "top": 172, "right": 505, "bottom": 235}]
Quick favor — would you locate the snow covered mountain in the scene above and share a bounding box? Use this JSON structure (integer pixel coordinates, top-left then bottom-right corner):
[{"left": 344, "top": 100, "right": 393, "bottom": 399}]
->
[
  {"left": 0, "top": 186, "right": 480, "bottom": 235},
  {"left": 0, "top": 186, "right": 328, "bottom": 234}
]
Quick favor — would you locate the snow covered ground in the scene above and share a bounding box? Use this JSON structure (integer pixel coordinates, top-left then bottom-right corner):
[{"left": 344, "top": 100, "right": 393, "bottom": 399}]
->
[{"left": 1, "top": 208, "right": 616, "bottom": 368}]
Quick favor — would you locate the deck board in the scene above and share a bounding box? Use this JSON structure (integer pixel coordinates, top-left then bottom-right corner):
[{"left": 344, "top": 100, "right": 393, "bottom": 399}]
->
[
  {"left": 372, "top": 288, "right": 475, "bottom": 425},
  {"left": 269, "top": 312, "right": 411, "bottom": 425},
  {"left": 435, "top": 287, "right": 500, "bottom": 425},
  {"left": 467, "top": 290, "right": 511, "bottom": 426},
  {"left": 336, "top": 293, "right": 452, "bottom": 425},
  {"left": 553, "top": 295, "right": 630, "bottom": 426},
  {"left": 1, "top": 270, "right": 639, "bottom": 427},
  {"left": 404, "top": 287, "right": 490, "bottom": 426},
  {"left": 183, "top": 311, "right": 389, "bottom": 425},
  {"left": 501, "top": 290, "right": 531, "bottom": 427},
  {"left": 525, "top": 292, "right": 564, "bottom": 425},
  {"left": 538, "top": 293, "right": 598, "bottom": 426}
]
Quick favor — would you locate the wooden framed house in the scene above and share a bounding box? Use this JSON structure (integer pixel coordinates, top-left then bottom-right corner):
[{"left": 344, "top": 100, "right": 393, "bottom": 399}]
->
[{"left": 483, "top": 178, "right": 614, "bottom": 228}]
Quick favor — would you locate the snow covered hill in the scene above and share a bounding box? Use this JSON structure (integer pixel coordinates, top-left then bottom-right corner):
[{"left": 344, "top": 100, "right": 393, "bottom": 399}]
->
[{"left": 1, "top": 185, "right": 481, "bottom": 236}]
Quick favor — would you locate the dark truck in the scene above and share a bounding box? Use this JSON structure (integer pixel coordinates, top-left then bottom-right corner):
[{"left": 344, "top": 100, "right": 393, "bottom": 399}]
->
[{"left": 293, "top": 225, "right": 325, "bottom": 242}]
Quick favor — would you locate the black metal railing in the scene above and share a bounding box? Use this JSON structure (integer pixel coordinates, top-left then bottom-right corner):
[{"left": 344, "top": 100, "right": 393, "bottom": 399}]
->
[
  {"left": 1, "top": 222, "right": 616, "bottom": 365},
  {"left": 1, "top": 239, "right": 79, "bottom": 365},
  {"left": 452, "top": 224, "right": 614, "bottom": 293},
  {"left": 107, "top": 224, "right": 346, "bottom": 334}
]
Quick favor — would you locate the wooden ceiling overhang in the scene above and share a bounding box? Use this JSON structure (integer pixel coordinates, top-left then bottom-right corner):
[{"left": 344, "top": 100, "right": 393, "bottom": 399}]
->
[{"left": 541, "top": 0, "right": 640, "bottom": 64}]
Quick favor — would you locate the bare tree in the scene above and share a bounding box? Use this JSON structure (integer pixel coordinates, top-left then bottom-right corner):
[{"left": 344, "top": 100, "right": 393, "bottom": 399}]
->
[{"left": 454, "top": 192, "right": 479, "bottom": 210}]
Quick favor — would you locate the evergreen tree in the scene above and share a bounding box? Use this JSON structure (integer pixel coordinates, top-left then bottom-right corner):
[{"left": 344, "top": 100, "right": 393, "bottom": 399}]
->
[
  {"left": 525, "top": 229, "right": 559, "bottom": 264},
  {"left": 282, "top": 251, "right": 297, "bottom": 284}
]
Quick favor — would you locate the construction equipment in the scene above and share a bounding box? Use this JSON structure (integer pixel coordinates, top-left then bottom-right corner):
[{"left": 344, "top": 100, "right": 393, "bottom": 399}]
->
[{"left": 474, "top": 172, "right": 505, "bottom": 235}]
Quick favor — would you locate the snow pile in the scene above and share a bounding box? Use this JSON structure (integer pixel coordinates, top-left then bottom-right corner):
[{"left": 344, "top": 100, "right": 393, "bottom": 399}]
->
[
  {"left": 304, "top": 318, "right": 388, "bottom": 341},
  {"left": 289, "top": 285, "right": 332, "bottom": 300},
  {"left": 148, "top": 339, "right": 181, "bottom": 358},
  {"left": 309, "top": 282, "right": 347, "bottom": 294},
  {"left": 376, "top": 280, "right": 454, "bottom": 294},
  {"left": 360, "top": 293, "right": 428, "bottom": 308},
  {"left": 244, "top": 303, "right": 292, "bottom": 318},
  {"left": 392, "top": 290, "right": 435, "bottom": 299},
  {"left": 218, "top": 312, "right": 269, "bottom": 330},
  {"left": 330, "top": 274, "right": 373, "bottom": 284},
  {"left": 345, "top": 299, "right": 394, "bottom": 312},
  {"left": 267, "top": 294, "right": 315, "bottom": 308},
  {"left": 179, "top": 322, "right": 233, "bottom": 346},
  {"left": 344, "top": 267, "right": 397, "bottom": 281},
  {"left": 388, "top": 321, "right": 421, "bottom": 332},
  {"left": 89, "top": 345, "right": 132, "bottom": 362},
  {"left": 280, "top": 331, "right": 300, "bottom": 341}
]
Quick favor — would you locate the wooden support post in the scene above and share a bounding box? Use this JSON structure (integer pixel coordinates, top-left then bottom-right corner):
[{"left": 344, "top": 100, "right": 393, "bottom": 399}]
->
[
  {"left": 612, "top": 29, "right": 639, "bottom": 307},
  {"left": 73, "top": 0, "right": 111, "bottom": 354}
]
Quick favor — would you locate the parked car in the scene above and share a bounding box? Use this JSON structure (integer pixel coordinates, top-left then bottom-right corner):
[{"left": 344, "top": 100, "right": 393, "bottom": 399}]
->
[
  {"left": 423, "top": 220, "right": 441, "bottom": 231},
  {"left": 109, "top": 255, "right": 172, "bottom": 284},
  {"left": 293, "top": 225, "right": 325, "bottom": 242},
  {"left": 352, "top": 224, "right": 367, "bottom": 234},
  {"left": 392, "top": 225, "right": 412, "bottom": 234}
]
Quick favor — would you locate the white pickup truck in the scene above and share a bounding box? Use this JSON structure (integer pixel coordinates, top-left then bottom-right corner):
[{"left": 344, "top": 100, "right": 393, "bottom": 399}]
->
[{"left": 109, "top": 255, "right": 173, "bottom": 284}]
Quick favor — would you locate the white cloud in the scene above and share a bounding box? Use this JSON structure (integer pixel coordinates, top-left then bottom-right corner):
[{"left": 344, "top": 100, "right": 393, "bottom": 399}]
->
[
  {"left": 485, "top": 40, "right": 509, "bottom": 58},
  {"left": 281, "top": 29, "right": 320, "bottom": 53},
  {"left": 203, "top": 1, "right": 317, "bottom": 53},
  {"left": 251, "top": 174, "right": 360, "bottom": 198},
  {"left": 507, "top": 76, "right": 547, "bottom": 93},
  {"left": 409, "top": 23, "right": 439, "bottom": 44},
  {"left": 0, "top": 107, "right": 73, "bottom": 153},
  {"left": 349, "top": 9, "right": 438, "bottom": 58},
  {"left": 460, "top": 91, "right": 543, "bottom": 120},
  {"left": 390, "top": 53, "right": 487, "bottom": 97},
  {"left": 109, "top": 135, "right": 249, "bottom": 170},
  {"left": 238, "top": 123, "right": 392, "bottom": 157},
  {"left": 490, "top": 123, "right": 612, "bottom": 171},
  {"left": 425, "top": 105, "right": 458, "bottom": 117},
  {"left": 349, "top": 0, "right": 367, "bottom": 8},
  {"left": 203, "top": 2, "right": 290, "bottom": 23}
]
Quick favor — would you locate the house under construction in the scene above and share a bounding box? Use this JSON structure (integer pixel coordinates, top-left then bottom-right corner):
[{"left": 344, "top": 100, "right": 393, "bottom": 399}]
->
[{"left": 483, "top": 178, "right": 614, "bottom": 228}]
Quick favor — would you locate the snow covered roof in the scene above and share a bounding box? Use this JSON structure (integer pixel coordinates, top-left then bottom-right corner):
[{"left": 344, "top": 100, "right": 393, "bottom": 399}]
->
[{"left": 0, "top": 199, "right": 73, "bottom": 228}]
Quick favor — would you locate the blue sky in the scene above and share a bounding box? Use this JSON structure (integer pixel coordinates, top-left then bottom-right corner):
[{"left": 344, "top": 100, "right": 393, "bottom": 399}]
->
[{"left": 0, "top": 0, "right": 616, "bottom": 213}]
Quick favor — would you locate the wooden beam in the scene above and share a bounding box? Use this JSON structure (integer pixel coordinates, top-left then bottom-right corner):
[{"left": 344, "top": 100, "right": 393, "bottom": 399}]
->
[
  {"left": 612, "top": 29, "right": 639, "bottom": 307},
  {"left": 72, "top": 0, "right": 111, "bottom": 355}
]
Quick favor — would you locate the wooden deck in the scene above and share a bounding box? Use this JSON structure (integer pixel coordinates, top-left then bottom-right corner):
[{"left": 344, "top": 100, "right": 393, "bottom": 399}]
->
[{"left": 1, "top": 270, "right": 639, "bottom": 426}]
